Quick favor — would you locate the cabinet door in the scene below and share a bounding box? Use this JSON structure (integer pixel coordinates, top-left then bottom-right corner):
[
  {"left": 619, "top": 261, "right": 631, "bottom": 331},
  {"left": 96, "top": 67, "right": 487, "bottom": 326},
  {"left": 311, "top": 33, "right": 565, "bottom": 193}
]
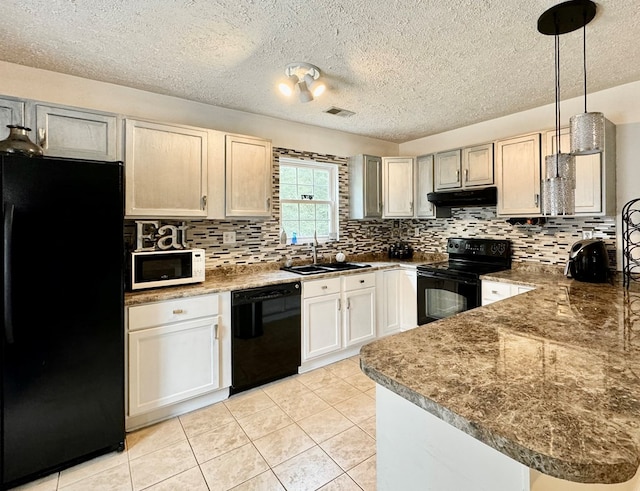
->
[
  {"left": 416, "top": 154, "right": 435, "bottom": 218},
  {"left": 33, "top": 104, "right": 118, "bottom": 160},
  {"left": 434, "top": 150, "right": 461, "bottom": 190},
  {"left": 496, "top": 133, "right": 541, "bottom": 216},
  {"left": 125, "top": 119, "right": 208, "bottom": 217},
  {"left": 225, "top": 134, "right": 272, "bottom": 217},
  {"left": 363, "top": 155, "right": 383, "bottom": 218},
  {"left": 462, "top": 143, "right": 494, "bottom": 188},
  {"left": 303, "top": 293, "right": 342, "bottom": 361},
  {"left": 379, "top": 270, "right": 401, "bottom": 337},
  {"left": 383, "top": 157, "right": 414, "bottom": 217},
  {"left": 344, "top": 287, "right": 376, "bottom": 347},
  {"left": 128, "top": 316, "right": 220, "bottom": 416},
  {"left": 399, "top": 270, "right": 417, "bottom": 330},
  {"left": 0, "top": 98, "right": 25, "bottom": 140},
  {"left": 545, "top": 128, "right": 601, "bottom": 214}
]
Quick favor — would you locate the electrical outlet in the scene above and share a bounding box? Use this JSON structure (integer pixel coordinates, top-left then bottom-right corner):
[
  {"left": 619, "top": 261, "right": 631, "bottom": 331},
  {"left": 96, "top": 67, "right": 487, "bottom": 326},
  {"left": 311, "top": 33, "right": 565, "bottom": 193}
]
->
[
  {"left": 222, "top": 231, "right": 236, "bottom": 244},
  {"left": 414, "top": 227, "right": 420, "bottom": 237},
  {"left": 582, "top": 229, "right": 594, "bottom": 239}
]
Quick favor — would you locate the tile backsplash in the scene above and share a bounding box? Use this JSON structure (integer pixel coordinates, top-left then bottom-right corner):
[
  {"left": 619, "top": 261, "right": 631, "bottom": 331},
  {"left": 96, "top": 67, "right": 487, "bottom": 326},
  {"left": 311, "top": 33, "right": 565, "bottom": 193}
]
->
[{"left": 124, "top": 147, "right": 617, "bottom": 270}]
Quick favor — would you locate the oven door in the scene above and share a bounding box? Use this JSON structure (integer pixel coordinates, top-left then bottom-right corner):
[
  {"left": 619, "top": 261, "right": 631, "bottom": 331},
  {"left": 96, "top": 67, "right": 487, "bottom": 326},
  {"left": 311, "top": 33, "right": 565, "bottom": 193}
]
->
[{"left": 417, "top": 271, "right": 479, "bottom": 325}]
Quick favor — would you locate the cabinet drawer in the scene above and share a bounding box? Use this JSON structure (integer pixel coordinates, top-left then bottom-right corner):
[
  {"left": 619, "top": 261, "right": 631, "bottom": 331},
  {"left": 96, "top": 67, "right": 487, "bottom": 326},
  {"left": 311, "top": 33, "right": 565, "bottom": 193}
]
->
[
  {"left": 481, "top": 281, "right": 511, "bottom": 304},
  {"left": 343, "top": 272, "right": 376, "bottom": 292},
  {"left": 303, "top": 277, "right": 341, "bottom": 298},
  {"left": 128, "top": 294, "right": 219, "bottom": 331}
]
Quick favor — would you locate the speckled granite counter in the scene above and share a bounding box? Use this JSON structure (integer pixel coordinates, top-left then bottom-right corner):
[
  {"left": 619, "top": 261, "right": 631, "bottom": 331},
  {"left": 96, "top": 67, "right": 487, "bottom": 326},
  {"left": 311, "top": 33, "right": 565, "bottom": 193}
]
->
[
  {"left": 124, "top": 253, "right": 442, "bottom": 306},
  {"left": 361, "top": 268, "right": 640, "bottom": 484}
]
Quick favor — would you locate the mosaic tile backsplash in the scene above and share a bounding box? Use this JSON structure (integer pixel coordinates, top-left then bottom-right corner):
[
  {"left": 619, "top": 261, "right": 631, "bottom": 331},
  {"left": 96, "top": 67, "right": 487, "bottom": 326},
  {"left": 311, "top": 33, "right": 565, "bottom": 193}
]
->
[{"left": 124, "top": 147, "right": 617, "bottom": 270}]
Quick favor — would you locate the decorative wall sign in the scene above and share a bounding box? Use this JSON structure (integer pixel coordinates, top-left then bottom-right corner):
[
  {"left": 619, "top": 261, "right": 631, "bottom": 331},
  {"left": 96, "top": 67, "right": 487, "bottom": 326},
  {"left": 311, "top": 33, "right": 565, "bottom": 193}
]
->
[{"left": 135, "top": 221, "right": 190, "bottom": 251}]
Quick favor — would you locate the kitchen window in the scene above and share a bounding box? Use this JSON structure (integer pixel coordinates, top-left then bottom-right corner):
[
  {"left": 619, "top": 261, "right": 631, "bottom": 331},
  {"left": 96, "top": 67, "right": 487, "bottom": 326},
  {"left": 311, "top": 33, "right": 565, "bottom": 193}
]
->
[{"left": 279, "top": 158, "right": 338, "bottom": 242}]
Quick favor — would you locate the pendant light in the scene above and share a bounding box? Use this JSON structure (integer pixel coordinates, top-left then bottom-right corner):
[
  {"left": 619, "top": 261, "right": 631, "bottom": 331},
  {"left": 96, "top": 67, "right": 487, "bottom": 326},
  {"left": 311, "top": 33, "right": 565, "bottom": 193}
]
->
[
  {"left": 570, "top": 4, "right": 605, "bottom": 155},
  {"left": 538, "top": 4, "right": 577, "bottom": 216}
]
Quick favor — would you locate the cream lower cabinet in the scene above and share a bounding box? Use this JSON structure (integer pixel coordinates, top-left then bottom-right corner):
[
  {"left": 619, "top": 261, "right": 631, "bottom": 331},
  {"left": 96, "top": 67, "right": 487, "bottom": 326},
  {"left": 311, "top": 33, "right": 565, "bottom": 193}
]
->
[
  {"left": 377, "top": 268, "right": 417, "bottom": 335},
  {"left": 302, "top": 273, "right": 376, "bottom": 365},
  {"left": 125, "top": 118, "right": 208, "bottom": 218},
  {"left": 481, "top": 279, "right": 535, "bottom": 306},
  {"left": 127, "top": 294, "right": 225, "bottom": 417}
]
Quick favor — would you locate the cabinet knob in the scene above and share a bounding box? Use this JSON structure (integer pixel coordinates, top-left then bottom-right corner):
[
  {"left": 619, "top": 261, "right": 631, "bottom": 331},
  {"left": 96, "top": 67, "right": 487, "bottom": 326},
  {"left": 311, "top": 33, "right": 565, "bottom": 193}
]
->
[{"left": 172, "top": 309, "right": 185, "bottom": 314}]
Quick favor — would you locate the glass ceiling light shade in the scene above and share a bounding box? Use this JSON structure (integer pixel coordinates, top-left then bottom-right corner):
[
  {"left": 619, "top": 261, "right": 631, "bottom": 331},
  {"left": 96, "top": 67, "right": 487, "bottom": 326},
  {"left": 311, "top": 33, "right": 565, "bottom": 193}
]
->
[
  {"left": 278, "top": 75, "right": 298, "bottom": 97},
  {"left": 280, "top": 62, "right": 325, "bottom": 103}
]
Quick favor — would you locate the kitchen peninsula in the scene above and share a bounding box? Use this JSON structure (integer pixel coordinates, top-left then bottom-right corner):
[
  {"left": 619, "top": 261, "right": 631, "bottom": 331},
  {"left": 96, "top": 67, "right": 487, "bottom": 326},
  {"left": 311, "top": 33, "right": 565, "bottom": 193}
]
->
[{"left": 360, "top": 272, "right": 640, "bottom": 490}]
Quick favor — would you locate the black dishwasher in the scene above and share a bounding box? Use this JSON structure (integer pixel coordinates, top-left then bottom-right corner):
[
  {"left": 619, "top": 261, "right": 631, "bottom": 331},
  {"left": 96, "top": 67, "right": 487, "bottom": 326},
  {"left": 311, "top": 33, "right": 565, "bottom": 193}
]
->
[{"left": 231, "top": 282, "right": 301, "bottom": 395}]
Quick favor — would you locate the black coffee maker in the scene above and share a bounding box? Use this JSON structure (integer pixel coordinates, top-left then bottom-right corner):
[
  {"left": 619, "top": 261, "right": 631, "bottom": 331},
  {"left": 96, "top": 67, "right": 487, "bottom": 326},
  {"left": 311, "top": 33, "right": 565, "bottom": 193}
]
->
[{"left": 565, "top": 239, "right": 610, "bottom": 283}]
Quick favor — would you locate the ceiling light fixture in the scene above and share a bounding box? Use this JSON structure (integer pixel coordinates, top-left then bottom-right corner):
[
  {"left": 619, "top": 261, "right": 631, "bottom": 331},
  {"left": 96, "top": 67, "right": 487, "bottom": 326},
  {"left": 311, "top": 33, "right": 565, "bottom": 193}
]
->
[
  {"left": 279, "top": 63, "right": 326, "bottom": 103},
  {"left": 537, "top": 0, "right": 583, "bottom": 216}
]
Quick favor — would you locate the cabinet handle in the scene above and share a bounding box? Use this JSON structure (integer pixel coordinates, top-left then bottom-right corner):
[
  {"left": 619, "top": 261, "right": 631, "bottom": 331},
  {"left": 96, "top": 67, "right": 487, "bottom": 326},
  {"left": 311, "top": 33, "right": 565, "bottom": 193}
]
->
[
  {"left": 464, "top": 168, "right": 469, "bottom": 182},
  {"left": 321, "top": 285, "right": 328, "bottom": 290},
  {"left": 534, "top": 193, "right": 540, "bottom": 207},
  {"left": 214, "top": 323, "right": 219, "bottom": 340},
  {"left": 347, "top": 298, "right": 351, "bottom": 310},
  {"left": 338, "top": 299, "right": 341, "bottom": 311},
  {"left": 492, "top": 290, "right": 499, "bottom": 295},
  {"left": 456, "top": 169, "right": 460, "bottom": 182},
  {"left": 173, "top": 309, "right": 185, "bottom": 314},
  {"left": 409, "top": 201, "right": 413, "bottom": 212},
  {"left": 201, "top": 195, "right": 207, "bottom": 210},
  {"left": 360, "top": 279, "right": 365, "bottom": 283},
  {"left": 267, "top": 197, "right": 271, "bottom": 208},
  {"left": 38, "top": 128, "right": 47, "bottom": 148}
]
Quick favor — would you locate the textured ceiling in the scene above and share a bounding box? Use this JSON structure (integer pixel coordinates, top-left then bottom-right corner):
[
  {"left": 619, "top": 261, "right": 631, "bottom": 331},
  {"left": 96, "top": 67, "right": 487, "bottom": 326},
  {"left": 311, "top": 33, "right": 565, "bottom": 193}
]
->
[{"left": 1, "top": 0, "right": 639, "bottom": 143}]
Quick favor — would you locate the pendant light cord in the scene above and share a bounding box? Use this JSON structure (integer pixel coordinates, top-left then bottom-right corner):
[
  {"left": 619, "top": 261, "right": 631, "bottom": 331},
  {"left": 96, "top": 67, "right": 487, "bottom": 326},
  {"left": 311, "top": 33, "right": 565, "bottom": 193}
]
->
[
  {"left": 583, "top": 23, "right": 588, "bottom": 113},
  {"left": 554, "top": 31, "right": 561, "bottom": 175}
]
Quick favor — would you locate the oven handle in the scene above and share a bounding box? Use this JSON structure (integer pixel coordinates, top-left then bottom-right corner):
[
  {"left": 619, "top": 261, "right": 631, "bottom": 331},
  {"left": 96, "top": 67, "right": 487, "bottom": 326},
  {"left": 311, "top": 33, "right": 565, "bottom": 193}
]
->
[{"left": 417, "top": 270, "right": 477, "bottom": 286}]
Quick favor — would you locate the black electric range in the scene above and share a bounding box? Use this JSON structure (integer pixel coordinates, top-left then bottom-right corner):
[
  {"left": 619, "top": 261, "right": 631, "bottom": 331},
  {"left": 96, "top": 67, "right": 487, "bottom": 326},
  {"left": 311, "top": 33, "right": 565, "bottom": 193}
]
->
[{"left": 416, "top": 238, "right": 512, "bottom": 324}]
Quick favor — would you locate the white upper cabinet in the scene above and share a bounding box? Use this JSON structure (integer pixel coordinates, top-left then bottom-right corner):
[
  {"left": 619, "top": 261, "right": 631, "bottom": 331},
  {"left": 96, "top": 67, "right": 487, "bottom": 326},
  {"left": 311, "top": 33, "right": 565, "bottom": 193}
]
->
[
  {"left": 543, "top": 120, "right": 616, "bottom": 216},
  {"left": 415, "top": 154, "right": 435, "bottom": 218},
  {"left": 30, "top": 103, "right": 119, "bottom": 161},
  {"left": 462, "top": 143, "right": 494, "bottom": 188},
  {"left": 0, "top": 97, "right": 25, "bottom": 140},
  {"left": 434, "top": 150, "right": 462, "bottom": 190},
  {"left": 435, "top": 144, "right": 494, "bottom": 191},
  {"left": 382, "top": 156, "right": 415, "bottom": 218},
  {"left": 225, "top": 134, "right": 272, "bottom": 217},
  {"left": 496, "top": 133, "right": 542, "bottom": 216},
  {"left": 349, "top": 154, "right": 383, "bottom": 219},
  {"left": 125, "top": 119, "right": 208, "bottom": 218}
]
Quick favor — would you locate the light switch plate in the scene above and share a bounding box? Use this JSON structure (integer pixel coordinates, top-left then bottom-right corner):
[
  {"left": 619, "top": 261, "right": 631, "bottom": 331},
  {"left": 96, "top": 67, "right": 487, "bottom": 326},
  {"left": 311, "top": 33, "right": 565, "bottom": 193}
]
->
[{"left": 223, "top": 231, "right": 236, "bottom": 244}]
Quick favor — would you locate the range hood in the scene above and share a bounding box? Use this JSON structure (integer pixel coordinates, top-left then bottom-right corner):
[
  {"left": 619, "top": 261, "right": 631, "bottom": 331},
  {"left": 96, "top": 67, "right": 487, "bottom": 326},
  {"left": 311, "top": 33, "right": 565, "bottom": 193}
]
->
[{"left": 427, "top": 186, "right": 497, "bottom": 208}]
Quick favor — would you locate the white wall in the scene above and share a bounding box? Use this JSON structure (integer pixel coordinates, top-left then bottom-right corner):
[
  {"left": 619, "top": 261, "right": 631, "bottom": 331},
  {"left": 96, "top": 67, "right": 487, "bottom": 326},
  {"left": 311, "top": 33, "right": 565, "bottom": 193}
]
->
[{"left": 0, "top": 61, "right": 398, "bottom": 158}]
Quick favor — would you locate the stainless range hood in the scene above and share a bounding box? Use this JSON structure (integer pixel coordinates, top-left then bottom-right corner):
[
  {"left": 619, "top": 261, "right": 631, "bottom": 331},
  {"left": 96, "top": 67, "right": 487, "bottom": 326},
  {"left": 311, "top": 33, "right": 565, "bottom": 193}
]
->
[{"left": 427, "top": 186, "right": 497, "bottom": 209}]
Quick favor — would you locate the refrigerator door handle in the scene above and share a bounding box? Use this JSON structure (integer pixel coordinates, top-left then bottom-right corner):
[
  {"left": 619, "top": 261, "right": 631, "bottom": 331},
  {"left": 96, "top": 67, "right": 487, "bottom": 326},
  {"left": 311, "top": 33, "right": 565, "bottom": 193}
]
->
[{"left": 3, "top": 202, "right": 15, "bottom": 344}]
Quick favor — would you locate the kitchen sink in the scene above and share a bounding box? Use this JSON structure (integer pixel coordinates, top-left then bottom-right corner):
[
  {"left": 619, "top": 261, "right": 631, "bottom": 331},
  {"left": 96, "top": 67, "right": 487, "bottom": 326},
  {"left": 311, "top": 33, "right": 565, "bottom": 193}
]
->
[{"left": 281, "top": 262, "right": 371, "bottom": 275}]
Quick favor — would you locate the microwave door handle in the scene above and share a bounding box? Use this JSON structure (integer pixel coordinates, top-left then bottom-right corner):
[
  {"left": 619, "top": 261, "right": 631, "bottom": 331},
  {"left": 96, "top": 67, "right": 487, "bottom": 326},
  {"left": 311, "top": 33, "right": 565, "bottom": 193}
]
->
[{"left": 3, "top": 203, "right": 15, "bottom": 344}]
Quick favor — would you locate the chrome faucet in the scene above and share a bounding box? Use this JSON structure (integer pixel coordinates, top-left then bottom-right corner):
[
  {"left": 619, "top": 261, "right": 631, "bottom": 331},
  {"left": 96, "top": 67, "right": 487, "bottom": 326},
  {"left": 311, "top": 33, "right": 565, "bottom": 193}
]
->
[{"left": 311, "top": 232, "right": 319, "bottom": 264}]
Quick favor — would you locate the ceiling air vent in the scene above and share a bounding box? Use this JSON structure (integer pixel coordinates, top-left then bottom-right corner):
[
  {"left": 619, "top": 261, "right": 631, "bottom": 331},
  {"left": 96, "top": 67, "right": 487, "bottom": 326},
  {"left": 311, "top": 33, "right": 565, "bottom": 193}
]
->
[{"left": 324, "top": 107, "right": 355, "bottom": 117}]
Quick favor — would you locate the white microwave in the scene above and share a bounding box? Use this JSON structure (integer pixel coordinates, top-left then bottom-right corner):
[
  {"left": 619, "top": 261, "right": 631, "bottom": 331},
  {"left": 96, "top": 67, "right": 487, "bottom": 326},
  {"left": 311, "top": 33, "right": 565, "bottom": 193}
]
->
[{"left": 129, "top": 249, "right": 206, "bottom": 290}]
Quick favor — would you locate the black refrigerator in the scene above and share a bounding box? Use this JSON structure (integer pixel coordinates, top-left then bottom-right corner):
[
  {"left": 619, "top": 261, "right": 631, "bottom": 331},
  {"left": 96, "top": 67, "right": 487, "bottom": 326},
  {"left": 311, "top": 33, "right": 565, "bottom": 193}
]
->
[{"left": 1, "top": 155, "right": 125, "bottom": 489}]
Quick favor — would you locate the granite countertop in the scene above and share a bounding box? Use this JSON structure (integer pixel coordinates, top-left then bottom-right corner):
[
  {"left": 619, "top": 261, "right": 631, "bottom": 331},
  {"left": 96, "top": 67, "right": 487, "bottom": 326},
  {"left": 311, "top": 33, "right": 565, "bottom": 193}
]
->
[
  {"left": 360, "top": 268, "right": 640, "bottom": 484},
  {"left": 124, "top": 253, "right": 443, "bottom": 306}
]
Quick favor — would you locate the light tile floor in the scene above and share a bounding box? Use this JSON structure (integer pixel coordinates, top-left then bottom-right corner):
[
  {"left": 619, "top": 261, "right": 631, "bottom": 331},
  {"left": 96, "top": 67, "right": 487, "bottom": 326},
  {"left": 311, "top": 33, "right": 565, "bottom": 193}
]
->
[{"left": 11, "top": 356, "right": 377, "bottom": 491}]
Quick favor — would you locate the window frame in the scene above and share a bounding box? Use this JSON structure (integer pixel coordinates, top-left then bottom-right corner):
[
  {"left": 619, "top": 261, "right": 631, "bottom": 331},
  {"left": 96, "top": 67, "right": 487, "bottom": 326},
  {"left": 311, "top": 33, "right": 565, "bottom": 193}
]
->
[{"left": 279, "top": 157, "right": 339, "bottom": 243}]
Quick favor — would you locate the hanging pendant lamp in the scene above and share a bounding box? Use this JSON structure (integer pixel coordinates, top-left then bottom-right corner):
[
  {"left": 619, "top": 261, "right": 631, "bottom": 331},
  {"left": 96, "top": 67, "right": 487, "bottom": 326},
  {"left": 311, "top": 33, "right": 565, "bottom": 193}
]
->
[
  {"left": 538, "top": 2, "right": 581, "bottom": 216},
  {"left": 570, "top": 15, "right": 605, "bottom": 155}
]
